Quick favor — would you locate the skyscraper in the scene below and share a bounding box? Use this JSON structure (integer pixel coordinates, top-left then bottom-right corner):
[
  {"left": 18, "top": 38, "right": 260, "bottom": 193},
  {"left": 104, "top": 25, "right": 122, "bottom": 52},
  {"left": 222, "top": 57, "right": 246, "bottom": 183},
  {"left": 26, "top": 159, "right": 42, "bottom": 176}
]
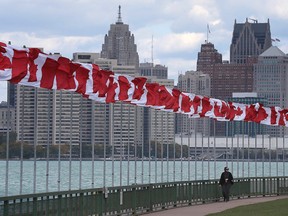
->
[
  {"left": 254, "top": 46, "right": 288, "bottom": 136},
  {"left": 197, "top": 42, "right": 254, "bottom": 136},
  {"left": 100, "top": 6, "right": 142, "bottom": 157},
  {"left": 139, "top": 62, "right": 173, "bottom": 150},
  {"left": 0, "top": 101, "right": 15, "bottom": 134},
  {"left": 227, "top": 92, "right": 267, "bottom": 136},
  {"left": 73, "top": 52, "right": 142, "bottom": 157},
  {"left": 230, "top": 18, "right": 272, "bottom": 64},
  {"left": 101, "top": 5, "right": 139, "bottom": 69},
  {"left": 15, "top": 85, "right": 81, "bottom": 146},
  {"left": 139, "top": 63, "right": 168, "bottom": 79},
  {"left": 197, "top": 42, "right": 254, "bottom": 100},
  {"left": 150, "top": 78, "right": 175, "bottom": 143},
  {"left": 197, "top": 42, "right": 222, "bottom": 74},
  {"left": 177, "top": 71, "right": 211, "bottom": 136}
]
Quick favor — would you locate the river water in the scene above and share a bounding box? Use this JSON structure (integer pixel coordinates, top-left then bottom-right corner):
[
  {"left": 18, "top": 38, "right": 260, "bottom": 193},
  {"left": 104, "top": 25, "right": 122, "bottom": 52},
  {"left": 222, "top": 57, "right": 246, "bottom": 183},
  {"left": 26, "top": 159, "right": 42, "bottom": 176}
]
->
[{"left": 1, "top": 160, "right": 287, "bottom": 196}]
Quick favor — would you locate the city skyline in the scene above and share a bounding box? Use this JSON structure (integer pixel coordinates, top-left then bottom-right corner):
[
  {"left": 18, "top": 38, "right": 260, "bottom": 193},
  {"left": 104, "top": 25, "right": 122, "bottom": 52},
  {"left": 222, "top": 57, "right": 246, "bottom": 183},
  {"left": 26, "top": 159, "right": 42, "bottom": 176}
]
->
[{"left": 0, "top": 0, "right": 288, "bottom": 102}]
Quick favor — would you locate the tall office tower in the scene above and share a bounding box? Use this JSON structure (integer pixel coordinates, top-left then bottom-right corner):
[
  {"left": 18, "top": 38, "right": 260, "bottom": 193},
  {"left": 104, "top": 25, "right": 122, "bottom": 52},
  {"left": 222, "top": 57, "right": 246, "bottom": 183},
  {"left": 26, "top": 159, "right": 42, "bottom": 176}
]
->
[
  {"left": 0, "top": 101, "right": 15, "bottom": 134},
  {"left": 7, "top": 83, "right": 16, "bottom": 107},
  {"left": 15, "top": 85, "right": 81, "bottom": 146},
  {"left": 230, "top": 18, "right": 272, "bottom": 64},
  {"left": 197, "top": 42, "right": 254, "bottom": 136},
  {"left": 141, "top": 77, "right": 175, "bottom": 153},
  {"left": 11, "top": 49, "right": 82, "bottom": 147},
  {"left": 99, "top": 6, "right": 143, "bottom": 157},
  {"left": 254, "top": 46, "right": 288, "bottom": 136},
  {"left": 101, "top": 5, "right": 139, "bottom": 70},
  {"left": 197, "top": 42, "right": 254, "bottom": 100},
  {"left": 227, "top": 92, "right": 267, "bottom": 136},
  {"left": 139, "top": 63, "right": 168, "bottom": 79},
  {"left": 110, "top": 65, "right": 143, "bottom": 156},
  {"left": 197, "top": 42, "right": 222, "bottom": 74},
  {"left": 177, "top": 71, "right": 211, "bottom": 136},
  {"left": 140, "top": 63, "right": 171, "bottom": 151},
  {"left": 73, "top": 52, "right": 142, "bottom": 157},
  {"left": 196, "top": 43, "right": 222, "bottom": 99},
  {"left": 73, "top": 52, "right": 110, "bottom": 148}
]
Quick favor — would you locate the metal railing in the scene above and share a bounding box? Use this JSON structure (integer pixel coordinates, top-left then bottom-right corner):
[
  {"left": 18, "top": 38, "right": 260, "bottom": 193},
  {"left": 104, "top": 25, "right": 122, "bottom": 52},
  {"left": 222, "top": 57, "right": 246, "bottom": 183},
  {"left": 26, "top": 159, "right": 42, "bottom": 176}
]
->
[{"left": 1, "top": 176, "right": 288, "bottom": 216}]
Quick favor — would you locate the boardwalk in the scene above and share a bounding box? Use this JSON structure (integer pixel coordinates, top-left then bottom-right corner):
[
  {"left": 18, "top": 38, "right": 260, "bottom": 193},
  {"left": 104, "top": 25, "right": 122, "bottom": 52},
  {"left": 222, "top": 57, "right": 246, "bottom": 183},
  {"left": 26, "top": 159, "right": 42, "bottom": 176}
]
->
[{"left": 146, "top": 196, "right": 288, "bottom": 216}]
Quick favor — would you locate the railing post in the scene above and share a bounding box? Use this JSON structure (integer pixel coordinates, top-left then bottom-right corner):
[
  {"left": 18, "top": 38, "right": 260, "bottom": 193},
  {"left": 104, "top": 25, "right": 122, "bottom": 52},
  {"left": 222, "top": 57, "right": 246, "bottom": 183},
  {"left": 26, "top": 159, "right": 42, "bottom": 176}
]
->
[
  {"left": 4, "top": 200, "right": 9, "bottom": 216},
  {"left": 58, "top": 194, "right": 62, "bottom": 216},
  {"left": 263, "top": 178, "right": 266, "bottom": 197},
  {"left": 103, "top": 187, "right": 108, "bottom": 215},
  {"left": 202, "top": 181, "right": 205, "bottom": 204},
  {"left": 247, "top": 179, "right": 250, "bottom": 198},
  {"left": 33, "top": 197, "right": 37, "bottom": 216},
  {"left": 79, "top": 193, "right": 84, "bottom": 216},
  {"left": 133, "top": 187, "right": 136, "bottom": 215},
  {"left": 174, "top": 183, "right": 177, "bottom": 207},
  {"left": 45, "top": 196, "right": 49, "bottom": 215},
  {"left": 188, "top": 182, "right": 192, "bottom": 205},
  {"left": 148, "top": 184, "right": 153, "bottom": 212},
  {"left": 237, "top": 179, "right": 240, "bottom": 199},
  {"left": 277, "top": 177, "right": 280, "bottom": 196},
  {"left": 215, "top": 181, "right": 220, "bottom": 201},
  {"left": 161, "top": 184, "right": 165, "bottom": 209}
]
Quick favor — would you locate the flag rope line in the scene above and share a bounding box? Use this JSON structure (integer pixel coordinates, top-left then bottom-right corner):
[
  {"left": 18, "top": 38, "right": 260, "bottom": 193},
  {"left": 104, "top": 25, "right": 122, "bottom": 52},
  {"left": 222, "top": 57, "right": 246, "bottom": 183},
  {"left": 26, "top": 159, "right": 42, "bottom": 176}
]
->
[{"left": 1, "top": 42, "right": 288, "bottom": 127}]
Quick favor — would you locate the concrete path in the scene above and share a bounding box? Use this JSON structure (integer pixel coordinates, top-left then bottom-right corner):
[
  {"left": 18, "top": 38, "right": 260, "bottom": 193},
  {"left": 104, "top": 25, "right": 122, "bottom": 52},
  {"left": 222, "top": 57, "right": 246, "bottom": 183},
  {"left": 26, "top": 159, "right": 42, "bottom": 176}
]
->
[{"left": 146, "top": 196, "right": 288, "bottom": 216}]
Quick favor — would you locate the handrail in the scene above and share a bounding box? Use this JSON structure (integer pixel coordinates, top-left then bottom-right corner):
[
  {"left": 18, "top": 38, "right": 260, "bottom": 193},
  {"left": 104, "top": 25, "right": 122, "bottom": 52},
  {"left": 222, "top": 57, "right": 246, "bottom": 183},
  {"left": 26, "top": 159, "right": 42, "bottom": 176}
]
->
[{"left": 1, "top": 176, "right": 288, "bottom": 216}]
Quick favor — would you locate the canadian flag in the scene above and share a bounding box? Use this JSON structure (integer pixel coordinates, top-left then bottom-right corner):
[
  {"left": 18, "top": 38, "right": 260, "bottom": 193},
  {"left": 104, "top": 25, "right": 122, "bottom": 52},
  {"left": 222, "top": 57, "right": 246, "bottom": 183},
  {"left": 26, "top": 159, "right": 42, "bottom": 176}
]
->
[{"left": 1, "top": 42, "right": 288, "bottom": 127}]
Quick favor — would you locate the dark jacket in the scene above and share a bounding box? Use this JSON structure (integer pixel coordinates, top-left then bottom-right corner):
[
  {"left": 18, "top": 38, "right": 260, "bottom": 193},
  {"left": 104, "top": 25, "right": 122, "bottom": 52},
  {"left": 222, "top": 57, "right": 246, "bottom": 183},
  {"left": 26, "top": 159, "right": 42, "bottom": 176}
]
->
[{"left": 219, "top": 171, "right": 234, "bottom": 186}]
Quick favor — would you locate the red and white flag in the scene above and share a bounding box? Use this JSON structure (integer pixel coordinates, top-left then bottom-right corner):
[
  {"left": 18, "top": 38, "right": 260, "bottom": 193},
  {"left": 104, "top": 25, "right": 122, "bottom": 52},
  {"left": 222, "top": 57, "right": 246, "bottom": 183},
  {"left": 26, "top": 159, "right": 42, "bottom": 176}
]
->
[{"left": 1, "top": 42, "right": 288, "bottom": 127}]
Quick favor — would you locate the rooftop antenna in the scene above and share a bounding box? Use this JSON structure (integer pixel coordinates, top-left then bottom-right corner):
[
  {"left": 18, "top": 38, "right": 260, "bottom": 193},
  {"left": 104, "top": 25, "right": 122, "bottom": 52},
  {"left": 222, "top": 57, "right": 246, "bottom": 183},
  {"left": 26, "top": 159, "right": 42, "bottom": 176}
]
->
[
  {"left": 206, "top": 24, "right": 211, "bottom": 43},
  {"left": 249, "top": 18, "right": 257, "bottom": 23},
  {"left": 151, "top": 35, "right": 154, "bottom": 66},
  {"left": 116, "top": 5, "right": 123, "bottom": 24}
]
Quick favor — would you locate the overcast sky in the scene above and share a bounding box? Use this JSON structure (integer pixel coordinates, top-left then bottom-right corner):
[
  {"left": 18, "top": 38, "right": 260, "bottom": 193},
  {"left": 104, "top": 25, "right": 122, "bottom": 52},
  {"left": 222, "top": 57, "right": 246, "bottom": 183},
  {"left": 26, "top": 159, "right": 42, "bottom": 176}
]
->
[{"left": 1, "top": 0, "right": 288, "bottom": 102}]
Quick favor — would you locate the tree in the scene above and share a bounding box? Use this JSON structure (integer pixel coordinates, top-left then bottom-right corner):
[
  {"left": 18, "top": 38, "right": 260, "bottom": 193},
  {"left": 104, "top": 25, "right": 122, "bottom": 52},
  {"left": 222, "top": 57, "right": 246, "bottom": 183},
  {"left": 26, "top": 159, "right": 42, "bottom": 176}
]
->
[{"left": 0, "top": 131, "right": 17, "bottom": 145}]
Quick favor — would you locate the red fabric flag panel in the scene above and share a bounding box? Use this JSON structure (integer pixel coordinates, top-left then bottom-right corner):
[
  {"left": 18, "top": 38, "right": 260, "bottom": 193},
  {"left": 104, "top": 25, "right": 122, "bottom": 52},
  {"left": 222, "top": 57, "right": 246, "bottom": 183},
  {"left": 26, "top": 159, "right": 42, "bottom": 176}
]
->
[{"left": 1, "top": 42, "right": 288, "bottom": 127}]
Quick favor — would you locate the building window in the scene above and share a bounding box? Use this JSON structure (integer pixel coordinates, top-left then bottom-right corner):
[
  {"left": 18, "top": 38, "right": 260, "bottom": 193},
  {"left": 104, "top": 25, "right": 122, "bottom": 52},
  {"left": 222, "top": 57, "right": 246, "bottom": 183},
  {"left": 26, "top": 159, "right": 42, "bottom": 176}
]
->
[{"left": 77, "top": 55, "right": 91, "bottom": 60}]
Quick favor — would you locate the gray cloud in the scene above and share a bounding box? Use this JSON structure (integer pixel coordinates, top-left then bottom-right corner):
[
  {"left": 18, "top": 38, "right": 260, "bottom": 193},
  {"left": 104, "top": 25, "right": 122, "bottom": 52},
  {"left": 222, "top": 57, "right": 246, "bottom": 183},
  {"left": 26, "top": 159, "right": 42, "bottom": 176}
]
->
[{"left": 0, "top": 0, "right": 288, "bottom": 102}]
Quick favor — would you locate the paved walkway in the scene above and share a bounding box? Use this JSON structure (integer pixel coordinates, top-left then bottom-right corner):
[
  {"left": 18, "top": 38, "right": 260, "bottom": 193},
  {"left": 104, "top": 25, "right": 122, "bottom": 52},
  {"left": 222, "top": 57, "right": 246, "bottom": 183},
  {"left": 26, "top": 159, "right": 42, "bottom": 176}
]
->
[{"left": 146, "top": 195, "right": 288, "bottom": 216}]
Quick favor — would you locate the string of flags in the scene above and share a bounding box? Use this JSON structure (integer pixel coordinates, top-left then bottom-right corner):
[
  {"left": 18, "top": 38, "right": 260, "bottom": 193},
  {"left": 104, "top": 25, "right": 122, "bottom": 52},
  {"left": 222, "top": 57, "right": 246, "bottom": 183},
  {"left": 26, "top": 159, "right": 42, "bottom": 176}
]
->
[{"left": 1, "top": 41, "right": 288, "bottom": 127}]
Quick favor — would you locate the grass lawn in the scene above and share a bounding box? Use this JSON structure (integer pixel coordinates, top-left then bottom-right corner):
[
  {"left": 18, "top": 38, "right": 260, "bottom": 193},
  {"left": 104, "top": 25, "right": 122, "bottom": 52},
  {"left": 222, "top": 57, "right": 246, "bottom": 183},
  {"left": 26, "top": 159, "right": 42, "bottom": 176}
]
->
[{"left": 207, "top": 198, "right": 288, "bottom": 216}]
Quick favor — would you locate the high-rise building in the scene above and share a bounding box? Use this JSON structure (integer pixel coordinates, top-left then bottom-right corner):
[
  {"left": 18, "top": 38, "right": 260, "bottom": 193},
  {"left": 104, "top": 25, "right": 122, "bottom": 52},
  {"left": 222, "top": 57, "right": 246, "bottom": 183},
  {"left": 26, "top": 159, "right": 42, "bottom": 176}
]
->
[
  {"left": 197, "top": 42, "right": 255, "bottom": 136},
  {"left": 227, "top": 92, "right": 267, "bottom": 136},
  {"left": 7, "top": 83, "right": 16, "bottom": 107},
  {"left": 0, "top": 101, "right": 15, "bottom": 134},
  {"left": 73, "top": 51, "right": 143, "bottom": 157},
  {"left": 99, "top": 6, "right": 143, "bottom": 157},
  {"left": 139, "top": 62, "right": 174, "bottom": 154},
  {"left": 101, "top": 5, "right": 139, "bottom": 69},
  {"left": 139, "top": 63, "right": 168, "bottom": 79},
  {"left": 197, "top": 42, "right": 222, "bottom": 73},
  {"left": 144, "top": 77, "right": 175, "bottom": 148},
  {"left": 197, "top": 42, "right": 254, "bottom": 100},
  {"left": 15, "top": 85, "right": 81, "bottom": 146},
  {"left": 230, "top": 18, "right": 272, "bottom": 64},
  {"left": 12, "top": 50, "right": 81, "bottom": 146},
  {"left": 254, "top": 46, "right": 288, "bottom": 136},
  {"left": 177, "top": 71, "right": 211, "bottom": 136}
]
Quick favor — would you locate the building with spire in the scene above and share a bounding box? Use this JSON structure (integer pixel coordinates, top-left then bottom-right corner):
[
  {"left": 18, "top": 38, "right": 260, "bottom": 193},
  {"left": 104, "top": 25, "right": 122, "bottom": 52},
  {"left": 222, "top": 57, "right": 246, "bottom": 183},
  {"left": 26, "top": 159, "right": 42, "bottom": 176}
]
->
[
  {"left": 99, "top": 6, "right": 143, "bottom": 157},
  {"left": 101, "top": 5, "right": 139, "bottom": 69},
  {"left": 230, "top": 18, "right": 272, "bottom": 64}
]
